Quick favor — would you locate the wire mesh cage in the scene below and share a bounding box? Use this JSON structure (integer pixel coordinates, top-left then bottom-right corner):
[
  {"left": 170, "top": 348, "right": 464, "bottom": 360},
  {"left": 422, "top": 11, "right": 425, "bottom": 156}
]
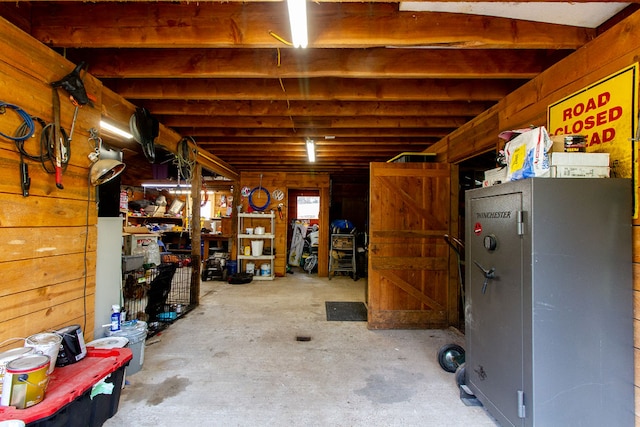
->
[{"left": 122, "top": 253, "right": 196, "bottom": 335}]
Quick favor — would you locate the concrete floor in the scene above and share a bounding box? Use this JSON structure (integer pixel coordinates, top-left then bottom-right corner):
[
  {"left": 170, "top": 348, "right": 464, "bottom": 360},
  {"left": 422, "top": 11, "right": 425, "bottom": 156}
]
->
[{"left": 105, "top": 271, "right": 497, "bottom": 426}]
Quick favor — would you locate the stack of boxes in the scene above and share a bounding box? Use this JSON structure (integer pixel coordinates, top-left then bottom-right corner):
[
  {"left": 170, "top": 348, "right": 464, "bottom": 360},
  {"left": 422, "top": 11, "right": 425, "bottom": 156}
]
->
[
  {"left": 549, "top": 152, "right": 610, "bottom": 178},
  {"left": 548, "top": 134, "right": 610, "bottom": 178}
]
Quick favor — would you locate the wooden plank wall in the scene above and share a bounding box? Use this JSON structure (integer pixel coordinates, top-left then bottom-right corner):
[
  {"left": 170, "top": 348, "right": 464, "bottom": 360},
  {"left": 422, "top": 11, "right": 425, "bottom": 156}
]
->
[
  {"left": 239, "top": 172, "right": 330, "bottom": 277},
  {"left": 0, "top": 15, "right": 241, "bottom": 351},
  {"left": 0, "top": 17, "right": 104, "bottom": 348},
  {"left": 428, "top": 10, "right": 640, "bottom": 423}
]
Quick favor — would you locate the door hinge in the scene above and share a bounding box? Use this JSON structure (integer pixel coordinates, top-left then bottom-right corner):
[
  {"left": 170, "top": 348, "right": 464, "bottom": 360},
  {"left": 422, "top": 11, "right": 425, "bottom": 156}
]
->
[
  {"left": 517, "top": 390, "right": 526, "bottom": 419},
  {"left": 516, "top": 210, "right": 524, "bottom": 236}
]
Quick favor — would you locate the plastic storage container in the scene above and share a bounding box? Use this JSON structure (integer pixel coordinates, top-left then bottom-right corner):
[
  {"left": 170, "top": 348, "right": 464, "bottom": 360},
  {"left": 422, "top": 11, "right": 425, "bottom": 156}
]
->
[
  {"left": 106, "top": 321, "right": 147, "bottom": 376},
  {"left": 227, "top": 260, "right": 237, "bottom": 276},
  {"left": 0, "top": 348, "right": 132, "bottom": 427},
  {"left": 85, "top": 337, "right": 129, "bottom": 350},
  {"left": 121, "top": 255, "right": 144, "bottom": 272},
  {"left": 85, "top": 338, "right": 129, "bottom": 391}
]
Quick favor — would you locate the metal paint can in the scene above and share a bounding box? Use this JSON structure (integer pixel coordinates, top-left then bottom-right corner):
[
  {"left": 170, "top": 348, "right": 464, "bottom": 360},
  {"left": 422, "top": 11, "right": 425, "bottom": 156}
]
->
[
  {"left": 24, "top": 333, "right": 62, "bottom": 375},
  {"left": 54, "top": 324, "right": 87, "bottom": 367},
  {"left": 0, "top": 354, "right": 50, "bottom": 409},
  {"left": 0, "top": 347, "right": 34, "bottom": 396},
  {"left": 246, "top": 262, "right": 255, "bottom": 275},
  {"left": 260, "top": 263, "right": 271, "bottom": 276}
]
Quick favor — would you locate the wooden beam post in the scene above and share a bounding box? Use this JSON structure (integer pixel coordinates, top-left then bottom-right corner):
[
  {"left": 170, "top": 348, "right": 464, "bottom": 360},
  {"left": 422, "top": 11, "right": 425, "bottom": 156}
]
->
[{"left": 190, "top": 163, "right": 202, "bottom": 305}]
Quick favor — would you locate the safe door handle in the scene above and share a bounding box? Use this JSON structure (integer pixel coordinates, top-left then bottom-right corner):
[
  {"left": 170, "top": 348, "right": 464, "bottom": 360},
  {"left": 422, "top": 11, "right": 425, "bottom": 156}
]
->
[{"left": 473, "top": 260, "right": 495, "bottom": 294}]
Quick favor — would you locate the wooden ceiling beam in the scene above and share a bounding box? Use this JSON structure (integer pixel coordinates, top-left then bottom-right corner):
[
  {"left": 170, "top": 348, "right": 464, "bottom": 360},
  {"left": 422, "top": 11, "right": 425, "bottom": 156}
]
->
[
  {"left": 206, "top": 154, "right": 431, "bottom": 161},
  {"left": 136, "top": 100, "right": 493, "bottom": 117},
  {"left": 27, "top": 0, "right": 636, "bottom": 2},
  {"left": 217, "top": 150, "right": 419, "bottom": 159},
  {"left": 31, "top": 3, "right": 594, "bottom": 49},
  {"left": 2, "top": 1, "right": 622, "bottom": 175},
  {"left": 175, "top": 127, "right": 450, "bottom": 138},
  {"left": 74, "top": 47, "right": 554, "bottom": 79},
  {"left": 229, "top": 161, "right": 387, "bottom": 171},
  {"left": 202, "top": 144, "right": 435, "bottom": 151},
  {"left": 158, "top": 115, "right": 469, "bottom": 128},
  {"left": 200, "top": 137, "right": 438, "bottom": 144},
  {"left": 220, "top": 159, "right": 411, "bottom": 167},
  {"left": 106, "top": 77, "right": 523, "bottom": 101}
]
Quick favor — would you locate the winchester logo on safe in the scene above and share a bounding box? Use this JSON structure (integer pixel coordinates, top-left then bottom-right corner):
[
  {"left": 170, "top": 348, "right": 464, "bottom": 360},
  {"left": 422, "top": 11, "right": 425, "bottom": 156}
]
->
[{"left": 476, "top": 211, "right": 511, "bottom": 219}]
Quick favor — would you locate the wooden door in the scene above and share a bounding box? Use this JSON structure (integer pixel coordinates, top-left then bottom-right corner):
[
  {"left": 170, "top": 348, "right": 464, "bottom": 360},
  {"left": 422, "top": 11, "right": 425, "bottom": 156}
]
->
[{"left": 368, "top": 162, "right": 453, "bottom": 329}]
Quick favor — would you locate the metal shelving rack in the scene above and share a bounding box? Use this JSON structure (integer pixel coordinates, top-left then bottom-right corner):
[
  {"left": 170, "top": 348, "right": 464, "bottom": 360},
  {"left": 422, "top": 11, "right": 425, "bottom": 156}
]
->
[
  {"left": 237, "top": 212, "right": 275, "bottom": 280},
  {"left": 329, "top": 233, "right": 356, "bottom": 280}
]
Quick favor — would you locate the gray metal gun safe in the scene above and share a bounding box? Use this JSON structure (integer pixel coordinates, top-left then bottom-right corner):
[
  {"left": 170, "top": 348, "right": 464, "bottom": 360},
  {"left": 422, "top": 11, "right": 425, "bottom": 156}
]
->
[{"left": 465, "top": 178, "right": 633, "bottom": 426}]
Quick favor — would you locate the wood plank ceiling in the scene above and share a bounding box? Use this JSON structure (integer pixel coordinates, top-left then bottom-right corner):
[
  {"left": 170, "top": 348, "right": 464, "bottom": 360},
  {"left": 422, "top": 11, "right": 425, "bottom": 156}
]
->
[{"left": 1, "top": 1, "right": 626, "bottom": 176}]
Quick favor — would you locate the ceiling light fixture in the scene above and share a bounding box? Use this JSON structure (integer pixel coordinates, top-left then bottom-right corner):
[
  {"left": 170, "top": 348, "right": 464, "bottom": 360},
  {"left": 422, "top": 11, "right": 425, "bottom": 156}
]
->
[
  {"left": 306, "top": 139, "right": 315, "bottom": 162},
  {"left": 141, "top": 181, "right": 192, "bottom": 189},
  {"left": 287, "top": 0, "right": 308, "bottom": 48},
  {"left": 100, "top": 120, "right": 133, "bottom": 140}
]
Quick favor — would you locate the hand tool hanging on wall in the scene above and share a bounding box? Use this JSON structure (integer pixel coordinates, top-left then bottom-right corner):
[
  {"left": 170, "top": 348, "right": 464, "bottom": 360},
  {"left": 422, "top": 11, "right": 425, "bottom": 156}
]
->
[
  {"left": 51, "top": 88, "right": 66, "bottom": 189},
  {"left": 50, "top": 62, "right": 91, "bottom": 189},
  {"left": 20, "top": 157, "right": 30, "bottom": 197},
  {"left": 52, "top": 61, "right": 93, "bottom": 144}
]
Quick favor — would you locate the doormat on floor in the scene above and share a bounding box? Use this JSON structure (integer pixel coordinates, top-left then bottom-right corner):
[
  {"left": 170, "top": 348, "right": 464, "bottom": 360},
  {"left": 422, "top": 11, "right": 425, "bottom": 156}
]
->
[{"left": 325, "top": 301, "right": 367, "bottom": 321}]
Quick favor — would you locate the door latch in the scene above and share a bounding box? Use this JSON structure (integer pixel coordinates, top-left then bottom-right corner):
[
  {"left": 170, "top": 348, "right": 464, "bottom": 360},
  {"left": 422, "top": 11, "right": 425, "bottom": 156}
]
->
[{"left": 473, "top": 260, "right": 495, "bottom": 294}]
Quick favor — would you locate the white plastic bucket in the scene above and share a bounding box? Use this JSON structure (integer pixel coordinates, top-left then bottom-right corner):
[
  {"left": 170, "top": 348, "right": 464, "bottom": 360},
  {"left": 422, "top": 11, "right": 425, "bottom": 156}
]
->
[
  {"left": 0, "top": 421, "right": 26, "bottom": 427},
  {"left": 24, "top": 333, "right": 62, "bottom": 375},
  {"left": 251, "top": 240, "right": 264, "bottom": 257}
]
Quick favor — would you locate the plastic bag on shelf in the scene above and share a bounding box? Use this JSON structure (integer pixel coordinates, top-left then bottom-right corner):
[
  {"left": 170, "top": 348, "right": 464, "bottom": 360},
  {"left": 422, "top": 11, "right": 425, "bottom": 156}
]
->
[
  {"left": 503, "top": 126, "right": 552, "bottom": 181},
  {"left": 146, "top": 242, "right": 161, "bottom": 266}
]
